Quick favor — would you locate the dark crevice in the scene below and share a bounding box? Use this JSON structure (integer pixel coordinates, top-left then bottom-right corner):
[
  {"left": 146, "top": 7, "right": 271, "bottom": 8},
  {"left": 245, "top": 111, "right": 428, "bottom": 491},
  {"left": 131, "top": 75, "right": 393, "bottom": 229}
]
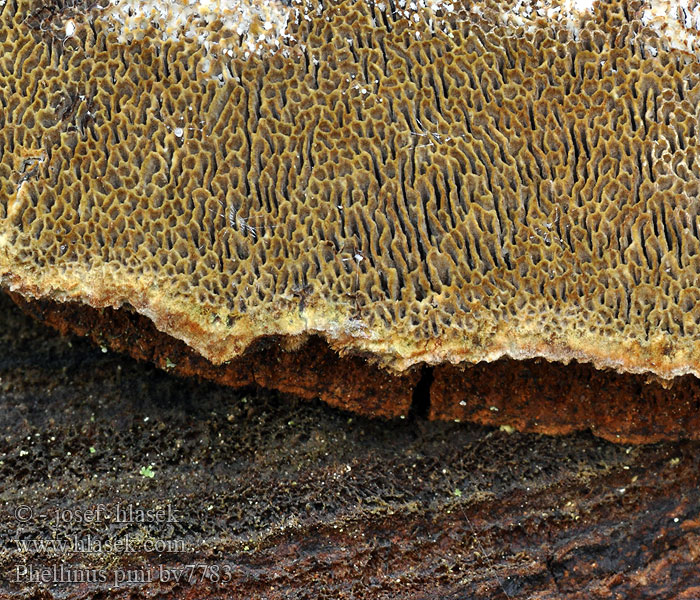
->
[
  {"left": 546, "top": 556, "right": 562, "bottom": 594},
  {"left": 409, "top": 365, "right": 433, "bottom": 419}
]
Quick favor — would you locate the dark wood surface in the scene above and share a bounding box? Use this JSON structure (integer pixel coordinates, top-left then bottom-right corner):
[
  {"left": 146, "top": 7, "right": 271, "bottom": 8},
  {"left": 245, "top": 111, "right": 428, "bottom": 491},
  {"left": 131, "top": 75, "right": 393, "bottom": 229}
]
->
[{"left": 0, "top": 292, "right": 699, "bottom": 599}]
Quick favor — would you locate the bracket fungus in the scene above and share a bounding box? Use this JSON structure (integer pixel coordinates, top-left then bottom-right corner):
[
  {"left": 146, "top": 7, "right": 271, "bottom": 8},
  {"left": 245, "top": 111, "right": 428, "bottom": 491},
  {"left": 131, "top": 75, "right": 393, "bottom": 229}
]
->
[{"left": 2, "top": 0, "right": 700, "bottom": 442}]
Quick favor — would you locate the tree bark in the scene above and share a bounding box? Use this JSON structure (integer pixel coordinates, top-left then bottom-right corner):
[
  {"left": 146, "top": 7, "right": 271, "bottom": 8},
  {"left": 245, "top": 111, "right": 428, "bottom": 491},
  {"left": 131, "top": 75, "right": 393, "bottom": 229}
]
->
[{"left": 0, "top": 292, "right": 698, "bottom": 599}]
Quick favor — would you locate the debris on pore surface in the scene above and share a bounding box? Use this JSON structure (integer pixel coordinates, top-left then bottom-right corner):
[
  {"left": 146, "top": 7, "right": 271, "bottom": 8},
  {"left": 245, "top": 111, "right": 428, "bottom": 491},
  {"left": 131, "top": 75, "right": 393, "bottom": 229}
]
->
[{"left": 3, "top": 0, "right": 700, "bottom": 440}]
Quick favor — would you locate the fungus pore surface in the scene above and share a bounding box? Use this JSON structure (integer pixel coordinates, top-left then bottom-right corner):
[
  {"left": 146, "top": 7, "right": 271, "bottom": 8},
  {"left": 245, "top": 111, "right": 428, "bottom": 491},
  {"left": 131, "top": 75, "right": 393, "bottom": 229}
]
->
[{"left": 2, "top": 0, "right": 700, "bottom": 409}]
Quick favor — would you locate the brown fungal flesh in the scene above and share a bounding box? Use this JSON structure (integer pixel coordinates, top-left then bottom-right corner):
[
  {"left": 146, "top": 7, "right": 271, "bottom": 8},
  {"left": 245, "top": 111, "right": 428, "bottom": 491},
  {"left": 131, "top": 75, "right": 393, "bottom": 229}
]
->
[
  {"left": 10, "top": 291, "right": 700, "bottom": 445},
  {"left": 2, "top": 0, "right": 700, "bottom": 440}
]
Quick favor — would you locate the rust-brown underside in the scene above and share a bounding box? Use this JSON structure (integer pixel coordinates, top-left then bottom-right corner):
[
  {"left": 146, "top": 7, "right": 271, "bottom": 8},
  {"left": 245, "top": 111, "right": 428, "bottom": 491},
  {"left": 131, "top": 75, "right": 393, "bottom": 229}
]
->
[{"left": 9, "top": 290, "right": 700, "bottom": 445}]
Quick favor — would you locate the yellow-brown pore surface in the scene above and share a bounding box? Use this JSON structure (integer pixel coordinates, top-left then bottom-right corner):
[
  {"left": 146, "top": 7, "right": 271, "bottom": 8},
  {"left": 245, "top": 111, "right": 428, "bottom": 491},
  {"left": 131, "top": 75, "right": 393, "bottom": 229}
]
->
[{"left": 1, "top": 0, "right": 700, "bottom": 380}]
